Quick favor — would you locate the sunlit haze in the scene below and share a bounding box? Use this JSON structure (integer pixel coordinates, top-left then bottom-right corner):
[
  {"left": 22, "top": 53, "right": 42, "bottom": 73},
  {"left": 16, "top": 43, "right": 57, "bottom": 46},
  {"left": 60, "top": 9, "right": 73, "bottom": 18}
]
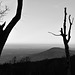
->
[{"left": 1, "top": 0, "right": 75, "bottom": 46}]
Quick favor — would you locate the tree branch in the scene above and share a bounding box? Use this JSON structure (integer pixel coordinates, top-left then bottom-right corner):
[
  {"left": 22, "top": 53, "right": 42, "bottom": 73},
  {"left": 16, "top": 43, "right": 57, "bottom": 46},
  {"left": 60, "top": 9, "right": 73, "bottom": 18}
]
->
[
  {"left": 69, "top": 15, "right": 74, "bottom": 25},
  {"left": 1, "top": 21, "right": 6, "bottom": 29},
  {"left": 67, "top": 15, "right": 74, "bottom": 43},
  {"left": 0, "top": 3, "right": 9, "bottom": 20},
  {"left": 60, "top": 28, "right": 64, "bottom": 36},
  {"left": 0, "top": 6, "right": 8, "bottom": 14},
  {"left": 0, "top": 0, "right": 23, "bottom": 49},
  {"left": 48, "top": 32, "right": 61, "bottom": 36},
  {"left": 63, "top": 7, "right": 67, "bottom": 35},
  {"left": 4, "top": 0, "right": 23, "bottom": 33}
]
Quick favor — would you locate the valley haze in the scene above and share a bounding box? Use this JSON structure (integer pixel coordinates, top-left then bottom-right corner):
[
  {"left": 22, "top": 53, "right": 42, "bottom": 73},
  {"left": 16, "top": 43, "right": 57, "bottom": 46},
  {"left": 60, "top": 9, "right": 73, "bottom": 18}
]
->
[{"left": 0, "top": 44, "right": 75, "bottom": 64}]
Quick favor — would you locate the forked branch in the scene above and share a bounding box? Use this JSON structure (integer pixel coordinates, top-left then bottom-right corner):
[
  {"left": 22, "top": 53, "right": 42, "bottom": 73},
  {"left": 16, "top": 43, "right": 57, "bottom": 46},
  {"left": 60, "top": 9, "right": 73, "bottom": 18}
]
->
[
  {"left": 69, "top": 15, "right": 74, "bottom": 25},
  {"left": 67, "top": 15, "right": 74, "bottom": 43},
  {"left": 0, "top": 0, "right": 23, "bottom": 56}
]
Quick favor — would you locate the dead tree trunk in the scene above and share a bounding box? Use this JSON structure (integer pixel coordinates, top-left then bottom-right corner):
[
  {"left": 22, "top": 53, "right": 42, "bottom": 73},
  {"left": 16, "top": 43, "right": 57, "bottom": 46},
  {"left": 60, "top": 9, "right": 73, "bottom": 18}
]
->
[
  {"left": 63, "top": 36, "right": 71, "bottom": 75},
  {"left": 48, "top": 7, "right": 74, "bottom": 75},
  {"left": 0, "top": 0, "right": 23, "bottom": 56},
  {"left": 61, "top": 8, "right": 74, "bottom": 75}
]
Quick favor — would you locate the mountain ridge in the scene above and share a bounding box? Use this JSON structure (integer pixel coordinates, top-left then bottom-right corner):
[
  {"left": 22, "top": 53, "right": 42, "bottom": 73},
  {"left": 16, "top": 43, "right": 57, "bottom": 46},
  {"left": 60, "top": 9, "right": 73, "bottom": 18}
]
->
[
  {"left": 0, "top": 47, "right": 75, "bottom": 64},
  {"left": 30, "top": 47, "right": 75, "bottom": 61}
]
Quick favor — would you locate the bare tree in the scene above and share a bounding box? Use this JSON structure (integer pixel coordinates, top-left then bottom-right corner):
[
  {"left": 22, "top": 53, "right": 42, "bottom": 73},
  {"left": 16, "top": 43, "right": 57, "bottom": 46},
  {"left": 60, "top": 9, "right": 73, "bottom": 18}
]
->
[
  {"left": 48, "top": 7, "right": 74, "bottom": 75},
  {"left": 0, "top": 0, "right": 23, "bottom": 56}
]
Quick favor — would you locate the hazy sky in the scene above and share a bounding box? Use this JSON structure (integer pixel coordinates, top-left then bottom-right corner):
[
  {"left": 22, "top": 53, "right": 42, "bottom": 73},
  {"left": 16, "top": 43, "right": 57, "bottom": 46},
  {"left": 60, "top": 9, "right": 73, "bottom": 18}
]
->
[{"left": 1, "top": 0, "right": 75, "bottom": 45}]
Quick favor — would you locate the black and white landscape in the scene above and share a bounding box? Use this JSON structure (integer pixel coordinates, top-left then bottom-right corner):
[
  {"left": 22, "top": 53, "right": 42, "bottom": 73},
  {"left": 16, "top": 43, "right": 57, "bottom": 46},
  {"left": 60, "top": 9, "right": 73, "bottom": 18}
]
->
[
  {"left": 0, "top": 0, "right": 75, "bottom": 75},
  {"left": 0, "top": 44, "right": 74, "bottom": 63}
]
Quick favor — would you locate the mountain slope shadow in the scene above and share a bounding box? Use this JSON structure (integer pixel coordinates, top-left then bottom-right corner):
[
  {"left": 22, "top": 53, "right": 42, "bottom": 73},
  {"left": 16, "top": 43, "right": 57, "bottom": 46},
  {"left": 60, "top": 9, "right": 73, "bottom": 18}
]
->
[{"left": 30, "top": 47, "right": 75, "bottom": 61}]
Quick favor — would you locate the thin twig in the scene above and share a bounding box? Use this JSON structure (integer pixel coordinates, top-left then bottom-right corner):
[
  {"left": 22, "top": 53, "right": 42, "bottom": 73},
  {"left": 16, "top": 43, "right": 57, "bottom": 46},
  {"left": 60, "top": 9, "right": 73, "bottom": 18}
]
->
[{"left": 48, "top": 32, "right": 61, "bottom": 36}]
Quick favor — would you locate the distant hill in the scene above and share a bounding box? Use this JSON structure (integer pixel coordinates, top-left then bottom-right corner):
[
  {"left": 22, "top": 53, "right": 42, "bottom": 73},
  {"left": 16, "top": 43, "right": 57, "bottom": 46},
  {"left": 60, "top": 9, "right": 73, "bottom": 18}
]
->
[
  {"left": 0, "top": 47, "right": 75, "bottom": 64},
  {"left": 30, "top": 47, "right": 75, "bottom": 61}
]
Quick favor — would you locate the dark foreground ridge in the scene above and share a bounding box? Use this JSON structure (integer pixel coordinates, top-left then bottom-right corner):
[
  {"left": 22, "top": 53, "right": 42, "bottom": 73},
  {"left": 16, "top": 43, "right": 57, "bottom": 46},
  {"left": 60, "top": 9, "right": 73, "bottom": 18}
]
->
[{"left": 0, "top": 55, "right": 75, "bottom": 75}]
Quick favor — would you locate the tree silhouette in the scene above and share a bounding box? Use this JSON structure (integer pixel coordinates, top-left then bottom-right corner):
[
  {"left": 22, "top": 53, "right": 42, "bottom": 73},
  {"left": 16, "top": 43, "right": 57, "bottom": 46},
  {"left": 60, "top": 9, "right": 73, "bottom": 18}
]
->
[
  {"left": 48, "top": 7, "right": 74, "bottom": 75},
  {"left": 0, "top": 0, "right": 23, "bottom": 56}
]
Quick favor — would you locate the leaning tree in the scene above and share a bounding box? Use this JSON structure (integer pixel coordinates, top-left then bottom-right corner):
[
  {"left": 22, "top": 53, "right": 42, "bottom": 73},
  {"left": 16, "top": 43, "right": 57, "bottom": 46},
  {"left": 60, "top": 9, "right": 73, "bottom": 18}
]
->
[
  {"left": 48, "top": 7, "right": 74, "bottom": 75},
  {"left": 0, "top": 0, "right": 23, "bottom": 56}
]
